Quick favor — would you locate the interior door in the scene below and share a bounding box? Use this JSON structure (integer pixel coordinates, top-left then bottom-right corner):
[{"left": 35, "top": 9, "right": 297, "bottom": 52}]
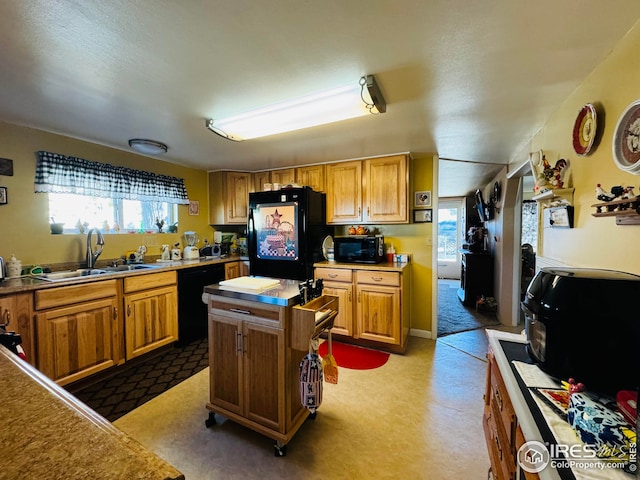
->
[{"left": 437, "top": 199, "right": 463, "bottom": 279}]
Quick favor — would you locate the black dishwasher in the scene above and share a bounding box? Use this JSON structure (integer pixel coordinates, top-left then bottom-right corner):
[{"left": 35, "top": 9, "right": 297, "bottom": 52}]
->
[{"left": 177, "top": 264, "right": 225, "bottom": 346}]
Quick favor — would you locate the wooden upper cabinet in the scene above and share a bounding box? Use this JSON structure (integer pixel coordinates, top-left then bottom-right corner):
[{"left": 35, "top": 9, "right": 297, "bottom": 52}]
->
[
  {"left": 253, "top": 171, "right": 271, "bottom": 192},
  {"left": 271, "top": 168, "right": 296, "bottom": 188},
  {"left": 209, "top": 171, "right": 251, "bottom": 225},
  {"left": 363, "top": 154, "right": 409, "bottom": 223},
  {"left": 270, "top": 168, "right": 296, "bottom": 186},
  {"left": 326, "top": 155, "right": 410, "bottom": 224},
  {"left": 326, "top": 161, "right": 363, "bottom": 224},
  {"left": 296, "top": 164, "right": 325, "bottom": 192}
]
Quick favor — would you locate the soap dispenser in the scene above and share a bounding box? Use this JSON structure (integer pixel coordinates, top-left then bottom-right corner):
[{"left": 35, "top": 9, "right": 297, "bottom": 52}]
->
[{"left": 6, "top": 254, "right": 22, "bottom": 278}]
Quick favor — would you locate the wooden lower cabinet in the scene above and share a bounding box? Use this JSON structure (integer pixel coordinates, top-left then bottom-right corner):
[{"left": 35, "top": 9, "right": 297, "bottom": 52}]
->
[
  {"left": 34, "top": 280, "right": 123, "bottom": 386},
  {"left": 224, "top": 261, "right": 241, "bottom": 280},
  {"left": 356, "top": 271, "right": 402, "bottom": 345},
  {"left": 315, "top": 265, "right": 410, "bottom": 351},
  {"left": 207, "top": 295, "right": 309, "bottom": 451},
  {"left": 0, "top": 292, "right": 35, "bottom": 362},
  {"left": 123, "top": 271, "right": 178, "bottom": 360},
  {"left": 483, "top": 350, "right": 539, "bottom": 480}
]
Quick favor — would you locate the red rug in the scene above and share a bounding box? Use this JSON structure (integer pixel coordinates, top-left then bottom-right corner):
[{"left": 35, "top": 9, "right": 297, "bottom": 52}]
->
[{"left": 318, "top": 341, "right": 390, "bottom": 370}]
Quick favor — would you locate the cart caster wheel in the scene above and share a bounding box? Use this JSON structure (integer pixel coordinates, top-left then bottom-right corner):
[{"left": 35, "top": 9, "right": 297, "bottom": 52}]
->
[
  {"left": 205, "top": 412, "right": 216, "bottom": 428},
  {"left": 274, "top": 443, "right": 287, "bottom": 457}
]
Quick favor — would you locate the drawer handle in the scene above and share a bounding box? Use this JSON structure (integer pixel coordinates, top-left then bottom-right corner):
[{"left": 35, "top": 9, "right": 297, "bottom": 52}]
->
[
  {"left": 495, "top": 435, "right": 502, "bottom": 460},
  {"left": 230, "top": 308, "right": 252, "bottom": 315},
  {"left": 494, "top": 387, "right": 503, "bottom": 411},
  {"left": 371, "top": 276, "right": 383, "bottom": 282},
  {"left": 236, "top": 332, "right": 244, "bottom": 355},
  {"left": 328, "top": 273, "right": 338, "bottom": 279}
]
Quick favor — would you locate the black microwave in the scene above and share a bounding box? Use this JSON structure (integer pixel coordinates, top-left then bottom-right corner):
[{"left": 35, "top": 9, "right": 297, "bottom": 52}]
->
[{"left": 334, "top": 236, "right": 384, "bottom": 264}]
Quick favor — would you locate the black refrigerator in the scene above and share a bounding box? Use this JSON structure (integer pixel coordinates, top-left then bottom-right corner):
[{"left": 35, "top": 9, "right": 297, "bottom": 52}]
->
[{"left": 248, "top": 187, "right": 331, "bottom": 281}]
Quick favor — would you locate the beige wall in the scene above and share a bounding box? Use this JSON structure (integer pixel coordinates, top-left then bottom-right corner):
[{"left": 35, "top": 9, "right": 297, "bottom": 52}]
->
[
  {"left": 509, "top": 19, "right": 640, "bottom": 275},
  {"left": 0, "top": 121, "right": 211, "bottom": 266}
]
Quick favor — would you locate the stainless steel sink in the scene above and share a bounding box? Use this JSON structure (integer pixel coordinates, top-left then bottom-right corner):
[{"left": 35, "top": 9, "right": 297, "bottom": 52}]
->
[
  {"left": 37, "top": 264, "right": 160, "bottom": 281},
  {"left": 101, "top": 264, "right": 159, "bottom": 272},
  {"left": 37, "top": 269, "right": 108, "bottom": 281}
]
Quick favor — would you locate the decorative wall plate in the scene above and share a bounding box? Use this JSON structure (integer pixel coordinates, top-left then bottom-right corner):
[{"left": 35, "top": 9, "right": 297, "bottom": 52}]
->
[
  {"left": 572, "top": 103, "right": 597, "bottom": 156},
  {"left": 613, "top": 99, "right": 640, "bottom": 174}
]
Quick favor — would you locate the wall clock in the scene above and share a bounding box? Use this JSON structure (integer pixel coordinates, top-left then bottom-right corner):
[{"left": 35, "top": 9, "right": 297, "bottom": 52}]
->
[
  {"left": 572, "top": 103, "right": 597, "bottom": 156},
  {"left": 612, "top": 99, "right": 640, "bottom": 174}
]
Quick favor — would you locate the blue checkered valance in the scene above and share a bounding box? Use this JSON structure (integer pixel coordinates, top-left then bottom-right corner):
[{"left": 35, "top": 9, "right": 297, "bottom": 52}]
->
[{"left": 34, "top": 151, "right": 189, "bottom": 204}]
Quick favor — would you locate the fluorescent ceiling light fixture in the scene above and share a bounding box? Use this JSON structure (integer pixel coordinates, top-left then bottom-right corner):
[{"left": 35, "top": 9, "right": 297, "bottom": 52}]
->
[
  {"left": 206, "top": 75, "right": 386, "bottom": 141},
  {"left": 128, "top": 138, "right": 168, "bottom": 155}
]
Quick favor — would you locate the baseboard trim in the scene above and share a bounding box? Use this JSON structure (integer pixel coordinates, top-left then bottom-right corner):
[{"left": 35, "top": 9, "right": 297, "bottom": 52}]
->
[{"left": 409, "top": 328, "right": 432, "bottom": 339}]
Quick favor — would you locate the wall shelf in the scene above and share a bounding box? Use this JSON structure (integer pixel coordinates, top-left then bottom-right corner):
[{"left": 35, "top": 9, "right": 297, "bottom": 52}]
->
[
  {"left": 532, "top": 187, "right": 574, "bottom": 202},
  {"left": 591, "top": 198, "right": 640, "bottom": 225}
]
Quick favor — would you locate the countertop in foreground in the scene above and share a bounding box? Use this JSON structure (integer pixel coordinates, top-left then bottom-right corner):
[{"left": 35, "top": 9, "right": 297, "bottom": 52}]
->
[{"left": 0, "top": 345, "right": 184, "bottom": 480}]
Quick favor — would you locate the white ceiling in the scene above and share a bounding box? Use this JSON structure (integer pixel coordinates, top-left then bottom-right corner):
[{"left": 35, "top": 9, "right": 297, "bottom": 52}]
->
[{"left": 1, "top": 1, "right": 639, "bottom": 197}]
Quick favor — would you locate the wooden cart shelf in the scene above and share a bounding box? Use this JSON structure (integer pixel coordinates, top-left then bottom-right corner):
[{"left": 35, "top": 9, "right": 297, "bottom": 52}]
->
[{"left": 291, "top": 295, "right": 338, "bottom": 350}]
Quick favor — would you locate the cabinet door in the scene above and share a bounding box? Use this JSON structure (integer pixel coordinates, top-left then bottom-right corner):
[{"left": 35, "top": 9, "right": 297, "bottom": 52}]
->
[
  {"left": 322, "top": 282, "right": 353, "bottom": 337},
  {"left": 364, "top": 154, "right": 409, "bottom": 223},
  {"left": 225, "top": 261, "right": 241, "bottom": 280},
  {"left": 209, "top": 314, "right": 243, "bottom": 415},
  {"left": 296, "top": 164, "right": 325, "bottom": 192},
  {"left": 253, "top": 171, "right": 271, "bottom": 192},
  {"left": 326, "top": 161, "right": 362, "bottom": 224},
  {"left": 0, "top": 293, "right": 34, "bottom": 363},
  {"left": 270, "top": 168, "right": 296, "bottom": 186},
  {"left": 356, "top": 284, "right": 401, "bottom": 345},
  {"left": 243, "top": 321, "right": 284, "bottom": 430},
  {"left": 225, "top": 172, "right": 251, "bottom": 224},
  {"left": 124, "top": 285, "right": 178, "bottom": 360},
  {"left": 36, "top": 297, "right": 120, "bottom": 385},
  {"left": 240, "top": 261, "right": 250, "bottom": 277}
]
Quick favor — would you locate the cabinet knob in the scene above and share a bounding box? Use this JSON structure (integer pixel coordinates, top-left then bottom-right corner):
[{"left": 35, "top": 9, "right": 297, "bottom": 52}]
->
[{"left": 113, "top": 307, "right": 118, "bottom": 320}]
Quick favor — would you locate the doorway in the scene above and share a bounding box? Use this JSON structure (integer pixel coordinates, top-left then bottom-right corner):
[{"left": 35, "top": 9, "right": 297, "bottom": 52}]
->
[{"left": 437, "top": 199, "right": 463, "bottom": 280}]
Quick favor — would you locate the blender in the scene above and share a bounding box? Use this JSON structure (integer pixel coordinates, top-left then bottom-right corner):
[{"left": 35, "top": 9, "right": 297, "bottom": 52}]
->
[{"left": 183, "top": 231, "right": 200, "bottom": 259}]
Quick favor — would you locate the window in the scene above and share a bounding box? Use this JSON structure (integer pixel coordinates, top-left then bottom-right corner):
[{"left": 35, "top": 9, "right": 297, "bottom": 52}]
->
[
  {"left": 49, "top": 193, "right": 177, "bottom": 234},
  {"left": 35, "top": 150, "right": 188, "bottom": 234},
  {"left": 438, "top": 206, "right": 460, "bottom": 262}
]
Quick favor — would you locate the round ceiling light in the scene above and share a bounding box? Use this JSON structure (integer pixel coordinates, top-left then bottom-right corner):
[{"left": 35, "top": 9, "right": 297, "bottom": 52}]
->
[{"left": 128, "top": 138, "right": 168, "bottom": 155}]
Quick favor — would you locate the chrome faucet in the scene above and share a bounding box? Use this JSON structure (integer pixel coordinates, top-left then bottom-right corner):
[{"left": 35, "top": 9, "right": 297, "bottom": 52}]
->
[{"left": 86, "top": 228, "right": 105, "bottom": 269}]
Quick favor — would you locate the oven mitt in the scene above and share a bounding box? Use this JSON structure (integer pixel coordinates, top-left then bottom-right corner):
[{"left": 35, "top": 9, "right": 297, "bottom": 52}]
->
[{"left": 299, "top": 351, "right": 323, "bottom": 413}]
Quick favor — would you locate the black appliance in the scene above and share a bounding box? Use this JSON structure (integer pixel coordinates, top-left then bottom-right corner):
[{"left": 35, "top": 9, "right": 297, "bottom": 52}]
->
[
  {"left": 248, "top": 187, "right": 331, "bottom": 280},
  {"left": 177, "top": 263, "right": 225, "bottom": 345},
  {"left": 522, "top": 267, "right": 640, "bottom": 395},
  {"left": 334, "top": 235, "right": 384, "bottom": 264}
]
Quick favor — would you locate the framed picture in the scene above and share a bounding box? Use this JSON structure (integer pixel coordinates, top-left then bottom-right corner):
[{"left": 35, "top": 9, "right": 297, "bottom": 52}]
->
[
  {"left": 0, "top": 186, "right": 6, "bottom": 205},
  {"left": 188, "top": 200, "right": 199, "bottom": 216},
  {"left": 414, "top": 190, "right": 432, "bottom": 207},
  {"left": 413, "top": 209, "right": 432, "bottom": 223}
]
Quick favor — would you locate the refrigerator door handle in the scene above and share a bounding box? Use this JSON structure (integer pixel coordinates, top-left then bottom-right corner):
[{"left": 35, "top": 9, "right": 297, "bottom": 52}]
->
[{"left": 248, "top": 207, "right": 256, "bottom": 254}]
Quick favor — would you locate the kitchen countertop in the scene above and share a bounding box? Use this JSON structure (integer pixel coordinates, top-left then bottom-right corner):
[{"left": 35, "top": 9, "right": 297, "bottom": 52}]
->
[
  {"left": 0, "top": 255, "right": 247, "bottom": 295},
  {"left": 204, "top": 277, "right": 303, "bottom": 307},
  {"left": 313, "top": 260, "right": 410, "bottom": 272},
  {"left": 0, "top": 344, "right": 184, "bottom": 480}
]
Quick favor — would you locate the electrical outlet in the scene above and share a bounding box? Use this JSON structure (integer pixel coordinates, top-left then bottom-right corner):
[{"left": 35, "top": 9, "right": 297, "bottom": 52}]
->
[{"left": 145, "top": 235, "right": 158, "bottom": 247}]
